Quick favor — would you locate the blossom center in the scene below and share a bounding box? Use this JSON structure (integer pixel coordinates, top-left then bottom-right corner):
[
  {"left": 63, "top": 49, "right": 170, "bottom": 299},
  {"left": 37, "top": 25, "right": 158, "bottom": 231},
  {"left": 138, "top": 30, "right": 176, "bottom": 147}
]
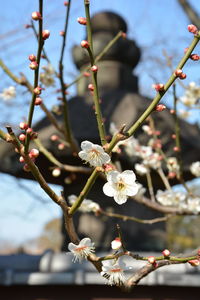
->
[
  {"left": 110, "top": 268, "right": 122, "bottom": 273},
  {"left": 75, "top": 246, "right": 87, "bottom": 252},
  {"left": 117, "top": 180, "right": 126, "bottom": 191}
]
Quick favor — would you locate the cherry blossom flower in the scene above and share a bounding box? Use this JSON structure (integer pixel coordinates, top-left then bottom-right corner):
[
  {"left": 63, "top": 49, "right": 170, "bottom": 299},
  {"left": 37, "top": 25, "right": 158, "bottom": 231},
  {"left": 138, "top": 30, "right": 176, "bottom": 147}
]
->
[
  {"left": 135, "top": 163, "right": 148, "bottom": 175},
  {"left": 68, "top": 237, "right": 95, "bottom": 262},
  {"left": 179, "top": 82, "right": 200, "bottom": 107},
  {"left": 167, "top": 157, "right": 180, "bottom": 175},
  {"left": 40, "top": 64, "right": 55, "bottom": 87},
  {"left": 101, "top": 259, "right": 126, "bottom": 286},
  {"left": 78, "top": 141, "right": 110, "bottom": 167},
  {"left": 156, "top": 190, "right": 186, "bottom": 206},
  {"left": 103, "top": 170, "right": 139, "bottom": 205},
  {"left": 0, "top": 86, "right": 16, "bottom": 101},
  {"left": 190, "top": 161, "right": 200, "bottom": 177},
  {"left": 180, "top": 197, "right": 200, "bottom": 214},
  {"left": 68, "top": 194, "right": 100, "bottom": 213}
]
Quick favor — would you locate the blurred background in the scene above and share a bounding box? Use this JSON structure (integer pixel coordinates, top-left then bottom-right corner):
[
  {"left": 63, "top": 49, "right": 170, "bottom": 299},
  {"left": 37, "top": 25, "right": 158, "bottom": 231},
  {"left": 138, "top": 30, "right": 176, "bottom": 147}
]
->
[{"left": 0, "top": 0, "right": 199, "bottom": 254}]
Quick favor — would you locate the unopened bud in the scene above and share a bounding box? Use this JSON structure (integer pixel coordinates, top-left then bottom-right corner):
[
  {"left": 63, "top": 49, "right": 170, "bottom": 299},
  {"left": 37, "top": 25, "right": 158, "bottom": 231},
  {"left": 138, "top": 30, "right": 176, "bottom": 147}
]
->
[
  {"left": 51, "top": 135, "right": 59, "bottom": 141},
  {"left": 179, "top": 73, "right": 187, "bottom": 80},
  {"left": 33, "top": 86, "right": 42, "bottom": 95},
  {"left": 148, "top": 256, "right": 156, "bottom": 264},
  {"left": 190, "top": 54, "right": 200, "bottom": 61},
  {"left": 19, "top": 134, "right": 26, "bottom": 142},
  {"left": 153, "top": 83, "right": 165, "bottom": 92},
  {"left": 188, "top": 259, "right": 200, "bottom": 267},
  {"left": 58, "top": 143, "right": 65, "bottom": 150},
  {"left": 23, "top": 164, "right": 31, "bottom": 172},
  {"left": 111, "top": 237, "right": 122, "bottom": 250},
  {"left": 83, "top": 72, "right": 90, "bottom": 77},
  {"left": 19, "top": 156, "right": 25, "bottom": 163},
  {"left": 155, "top": 104, "right": 166, "bottom": 112},
  {"left": 29, "top": 148, "right": 39, "bottom": 159},
  {"left": 174, "top": 69, "right": 183, "bottom": 77},
  {"left": 26, "top": 128, "right": 33, "bottom": 134},
  {"left": 29, "top": 61, "right": 38, "bottom": 70},
  {"left": 32, "top": 11, "right": 42, "bottom": 21},
  {"left": 19, "top": 122, "right": 29, "bottom": 130},
  {"left": 81, "top": 40, "right": 90, "bottom": 48},
  {"left": 162, "top": 249, "right": 171, "bottom": 257},
  {"left": 52, "top": 168, "right": 61, "bottom": 177},
  {"left": 29, "top": 54, "right": 36, "bottom": 62},
  {"left": 77, "top": 17, "right": 87, "bottom": 25},
  {"left": 59, "top": 31, "right": 65, "bottom": 36},
  {"left": 188, "top": 24, "right": 198, "bottom": 34},
  {"left": 34, "top": 97, "right": 42, "bottom": 105},
  {"left": 88, "top": 83, "right": 94, "bottom": 91},
  {"left": 91, "top": 65, "right": 98, "bottom": 72},
  {"left": 173, "top": 146, "right": 180, "bottom": 152},
  {"left": 42, "top": 30, "right": 50, "bottom": 40}
]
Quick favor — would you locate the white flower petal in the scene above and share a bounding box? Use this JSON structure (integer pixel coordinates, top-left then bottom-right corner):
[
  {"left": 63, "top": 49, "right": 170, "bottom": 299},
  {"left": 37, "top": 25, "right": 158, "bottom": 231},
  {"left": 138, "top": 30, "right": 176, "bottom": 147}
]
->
[{"left": 103, "top": 182, "right": 115, "bottom": 197}]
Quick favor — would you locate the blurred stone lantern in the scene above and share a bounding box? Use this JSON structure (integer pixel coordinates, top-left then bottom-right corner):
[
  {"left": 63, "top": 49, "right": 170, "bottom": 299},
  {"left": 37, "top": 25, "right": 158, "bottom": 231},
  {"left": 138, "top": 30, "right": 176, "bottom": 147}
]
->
[{"left": 0, "top": 12, "right": 200, "bottom": 252}]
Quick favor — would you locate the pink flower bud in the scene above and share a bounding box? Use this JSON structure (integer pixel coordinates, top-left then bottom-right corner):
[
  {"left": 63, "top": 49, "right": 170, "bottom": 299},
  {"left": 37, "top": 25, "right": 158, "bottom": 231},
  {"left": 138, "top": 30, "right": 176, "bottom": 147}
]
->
[
  {"left": 29, "top": 148, "right": 39, "bottom": 159},
  {"left": 64, "top": 1, "right": 69, "bottom": 6},
  {"left": 23, "top": 164, "right": 31, "bottom": 172},
  {"left": 59, "top": 31, "right": 65, "bottom": 36},
  {"left": 148, "top": 256, "right": 156, "bottom": 264},
  {"left": 34, "top": 97, "right": 42, "bottom": 105},
  {"left": 31, "top": 11, "right": 42, "bottom": 21},
  {"left": 174, "top": 69, "right": 183, "bottom": 77},
  {"left": 121, "top": 32, "right": 126, "bottom": 39},
  {"left": 42, "top": 30, "right": 50, "bottom": 40},
  {"left": 153, "top": 83, "right": 165, "bottom": 92},
  {"left": 26, "top": 128, "right": 33, "bottom": 134},
  {"left": 111, "top": 237, "right": 122, "bottom": 250},
  {"left": 51, "top": 134, "right": 59, "bottom": 141},
  {"left": 170, "top": 109, "right": 175, "bottom": 114},
  {"left": 155, "top": 104, "right": 166, "bottom": 112},
  {"left": 91, "top": 65, "right": 98, "bottom": 72},
  {"left": 171, "top": 134, "right": 176, "bottom": 139},
  {"left": 162, "top": 249, "right": 171, "bottom": 257},
  {"left": 168, "top": 171, "right": 176, "bottom": 179},
  {"left": 29, "top": 54, "right": 36, "bottom": 62},
  {"left": 81, "top": 40, "right": 90, "bottom": 48},
  {"left": 188, "top": 259, "right": 200, "bottom": 267},
  {"left": 190, "top": 54, "right": 200, "bottom": 61},
  {"left": 19, "top": 122, "right": 29, "bottom": 130},
  {"left": 179, "top": 73, "right": 187, "bottom": 80},
  {"left": 19, "top": 156, "right": 25, "bottom": 163},
  {"left": 77, "top": 17, "right": 87, "bottom": 25},
  {"left": 33, "top": 86, "right": 42, "bottom": 95},
  {"left": 188, "top": 24, "right": 198, "bottom": 34},
  {"left": 173, "top": 146, "right": 180, "bottom": 152},
  {"left": 19, "top": 134, "right": 26, "bottom": 142},
  {"left": 29, "top": 61, "right": 38, "bottom": 70},
  {"left": 88, "top": 83, "right": 94, "bottom": 91},
  {"left": 58, "top": 143, "right": 65, "bottom": 150},
  {"left": 83, "top": 72, "right": 90, "bottom": 77}
]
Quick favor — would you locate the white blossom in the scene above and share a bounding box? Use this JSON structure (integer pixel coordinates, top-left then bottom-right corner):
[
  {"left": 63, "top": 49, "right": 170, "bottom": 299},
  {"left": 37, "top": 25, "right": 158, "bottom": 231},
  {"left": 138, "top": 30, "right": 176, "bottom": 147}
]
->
[
  {"left": 179, "top": 82, "right": 200, "bottom": 107},
  {"left": 0, "top": 86, "right": 16, "bottom": 100},
  {"left": 180, "top": 197, "right": 200, "bottom": 214},
  {"left": 101, "top": 259, "right": 126, "bottom": 286},
  {"left": 190, "top": 161, "right": 200, "bottom": 177},
  {"left": 135, "top": 163, "right": 148, "bottom": 175},
  {"left": 167, "top": 157, "right": 180, "bottom": 174},
  {"left": 40, "top": 64, "right": 55, "bottom": 87},
  {"left": 78, "top": 140, "right": 110, "bottom": 167},
  {"left": 135, "top": 183, "right": 146, "bottom": 197},
  {"left": 178, "top": 109, "right": 191, "bottom": 119},
  {"left": 68, "top": 194, "right": 100, "bottom": 213},
  {"left": 156, "top": 190, "right": 186, "bottom": 206},
  {"left": 103, "top": 170, "right": 139, "bottom": 205},
  {"left": 68, "top": 237, "right": 95, "bottom": 262}
]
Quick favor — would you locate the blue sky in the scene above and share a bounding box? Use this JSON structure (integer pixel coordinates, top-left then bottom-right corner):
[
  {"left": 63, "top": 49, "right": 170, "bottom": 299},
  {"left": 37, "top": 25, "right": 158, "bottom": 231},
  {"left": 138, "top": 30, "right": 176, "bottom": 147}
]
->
[{"left": 0, "top": 0, "right": 199, "bottom": 248}]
